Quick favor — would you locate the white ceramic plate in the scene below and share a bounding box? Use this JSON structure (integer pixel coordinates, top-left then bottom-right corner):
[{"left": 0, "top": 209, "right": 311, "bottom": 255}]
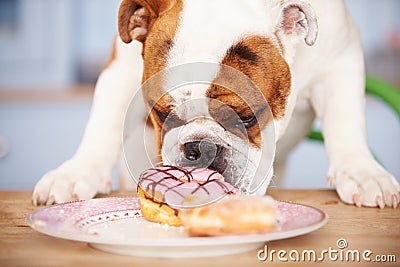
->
[{"left": 28, "top": 197, "right": 328, "bottom": 258}]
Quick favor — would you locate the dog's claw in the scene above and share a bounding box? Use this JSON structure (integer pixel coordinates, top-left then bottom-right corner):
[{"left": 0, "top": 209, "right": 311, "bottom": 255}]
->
[
  {"left": 327, "top": 176, "right": 333, "bottom": 187},
  {"left": 103, "top": 180, "right": 112, "bottom": 195},
  {"left": 72, "top": 194, "right": 79, "bottom": 202},
  {"left": 352, "top": 194, "right": 361, "bottom": 207},
  {"left": 32, "top": 193, "right": 39, "bottom": 206},
  {"left": 376, "top": 196, "right": 385, "bottom": 209},
  {"left": 46, "top": 195, "right": 55, "bottom": 206},
  {"left": 392, "top": 195, "right": 398, "bottom": 208}
]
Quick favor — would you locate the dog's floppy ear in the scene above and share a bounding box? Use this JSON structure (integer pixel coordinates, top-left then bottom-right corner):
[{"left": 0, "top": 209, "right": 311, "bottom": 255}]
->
[
  {"left": 278, "top": 0, "right": 318, "bottom": 46},
  {"left": 118, "top": 0, "right": 175, "bottom": 43}
]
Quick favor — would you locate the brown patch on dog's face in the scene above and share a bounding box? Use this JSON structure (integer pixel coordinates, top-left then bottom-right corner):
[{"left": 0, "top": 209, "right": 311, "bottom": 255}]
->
[
  {"left": 146, "top": 94, "right": 172, "bottom": 161},
  {"left": 140, "top": 1, "right": 182, "bottom": 81},
  {"left": 118, "top": 0, "right": 183, "bottom": 158},
  {"left": 117, "top": 0, "right": 182, "bottom": 82},
  {"left": 207, "top": 36, "right": 291, "bottom": 147},
  {"left": 141, "top": 1, "right": 182, "bottom": 158},
  {"left": 221, "top": 36, "right": 291, "bottom": 120}
]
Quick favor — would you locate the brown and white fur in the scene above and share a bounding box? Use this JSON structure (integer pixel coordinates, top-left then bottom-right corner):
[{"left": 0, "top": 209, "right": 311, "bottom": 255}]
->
[{"left": 33, "top": 0, "right": 399, "bottom": 208}]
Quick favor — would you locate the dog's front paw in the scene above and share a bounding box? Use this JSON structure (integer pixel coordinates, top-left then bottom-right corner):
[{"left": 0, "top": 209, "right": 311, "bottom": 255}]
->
[
  {"left": 329, "top": 157, "right": 400, "bottom": 208},
  {"left": 32, "top": 159, "right": 112, "bottom": 206}
]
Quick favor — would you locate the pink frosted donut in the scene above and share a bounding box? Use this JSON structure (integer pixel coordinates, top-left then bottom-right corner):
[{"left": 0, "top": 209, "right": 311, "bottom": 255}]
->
[{"left": 137, "top": 166, "right": 237, "bottom": 226}]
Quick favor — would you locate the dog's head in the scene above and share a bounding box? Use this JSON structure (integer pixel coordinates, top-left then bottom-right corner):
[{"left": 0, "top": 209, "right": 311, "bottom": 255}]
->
[{"left": 119, "top": 0, "right": 318, "bottom": 193}]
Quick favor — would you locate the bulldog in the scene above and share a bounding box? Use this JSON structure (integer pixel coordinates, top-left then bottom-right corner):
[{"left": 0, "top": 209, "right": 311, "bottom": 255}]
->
[{"left": 33, "top": 0, "right": 399, "bottom": 208}]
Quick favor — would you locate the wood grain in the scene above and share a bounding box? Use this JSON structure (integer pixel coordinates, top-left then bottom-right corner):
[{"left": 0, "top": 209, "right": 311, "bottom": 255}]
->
[{"left": 0, "top": 190, "right": 399, "bottom": 267}]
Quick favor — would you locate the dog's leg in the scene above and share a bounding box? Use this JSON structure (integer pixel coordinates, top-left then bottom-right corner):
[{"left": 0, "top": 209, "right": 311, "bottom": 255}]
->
[
  {"left": 310, "top": 46, "right": 400, "bottom": 208},
  {"left": 33, "top": 38, "right": 144, "bottom": 205},
  {"left": 120, "top": 115, "right": 157, "bottom": 191}
]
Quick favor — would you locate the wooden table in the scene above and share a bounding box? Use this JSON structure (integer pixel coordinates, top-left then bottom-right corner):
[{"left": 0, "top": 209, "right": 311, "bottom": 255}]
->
[{"left": 0, "top": 190, "right": 399, "bottom": 266}]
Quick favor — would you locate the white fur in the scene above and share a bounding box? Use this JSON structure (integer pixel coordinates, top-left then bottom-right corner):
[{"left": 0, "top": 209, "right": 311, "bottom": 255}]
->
[
  {"left": 167, "top": 0, "right": 278, "bottom": 66},
  {"left": 33, "top": 0, "right": 399, "bottom": 208}
]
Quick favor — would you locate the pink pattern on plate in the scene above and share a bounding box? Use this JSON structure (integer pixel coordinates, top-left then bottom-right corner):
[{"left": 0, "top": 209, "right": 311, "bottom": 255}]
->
[
  {"left": 28, "top": 197, "right": 328, "bottom": 258},
  {"left": 275, "top": 201, "right": 325, "bottom": 231},
  {"left": 30, "top": 197, "right": 325, "bottom": 234},
  {"left": 31, "top": 198, "right": 142, "bottom": 232}
]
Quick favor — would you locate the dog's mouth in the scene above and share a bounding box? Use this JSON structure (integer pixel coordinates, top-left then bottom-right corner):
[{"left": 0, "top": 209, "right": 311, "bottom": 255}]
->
[
  {"left": 208, "top": 156, "right": 229, "bottom": 176},
  {"left": 179, "top": 154, "right": 229, "bottom": 177}
]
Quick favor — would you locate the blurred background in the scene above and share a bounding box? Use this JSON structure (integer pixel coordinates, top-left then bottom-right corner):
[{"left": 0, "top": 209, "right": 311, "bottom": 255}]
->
[{"left": 0, "top": 0, "right": 399, "bottom": 190}]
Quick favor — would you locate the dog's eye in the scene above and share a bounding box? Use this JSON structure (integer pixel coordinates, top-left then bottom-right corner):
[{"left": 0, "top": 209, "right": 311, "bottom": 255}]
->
[
  {"left": 154, "top": 108, "right": 168, "bottom": 123},
  {"left": 153, "top": 107, "right": 184, "bottom": 128},
  {"left": 240, "top": 115, "right": 257, "bottom": 128}
]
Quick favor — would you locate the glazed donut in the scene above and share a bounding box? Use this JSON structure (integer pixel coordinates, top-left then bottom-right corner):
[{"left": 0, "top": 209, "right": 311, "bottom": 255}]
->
[
  {"left": 180, "top": 195, "right": 277, "bottom": 236},
  {"left": 137, "top": 166, "right": 238, "bottom": 226}
]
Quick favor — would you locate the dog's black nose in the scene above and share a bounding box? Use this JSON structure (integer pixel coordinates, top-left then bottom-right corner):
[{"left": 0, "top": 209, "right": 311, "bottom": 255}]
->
[
  {"left": 184, "top": 141, "right": 201, "bottom": 161},
  {"left": 183, "top": 141, "right": 222, "bottom": 163}
]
